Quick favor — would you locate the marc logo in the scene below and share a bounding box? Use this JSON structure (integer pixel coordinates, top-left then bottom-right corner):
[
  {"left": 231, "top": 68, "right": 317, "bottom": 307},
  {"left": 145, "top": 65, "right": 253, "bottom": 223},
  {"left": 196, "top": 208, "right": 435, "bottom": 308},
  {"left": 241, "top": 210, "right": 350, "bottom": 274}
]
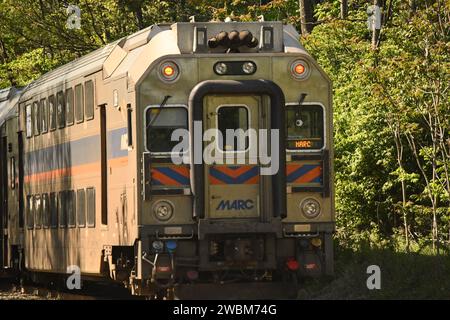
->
[{"left": 216, "top": 199, "right": 254, "bottom": 211}]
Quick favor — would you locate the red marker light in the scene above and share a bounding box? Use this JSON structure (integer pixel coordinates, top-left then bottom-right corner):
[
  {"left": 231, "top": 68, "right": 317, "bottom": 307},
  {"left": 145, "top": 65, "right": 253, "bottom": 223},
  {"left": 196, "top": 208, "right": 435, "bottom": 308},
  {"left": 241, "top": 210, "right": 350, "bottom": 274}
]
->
[
  {"left": 163, "top": 66, "right": 175, "bottom": 77},
  {"left": 286, "top": 257, "right": 300, "bottom": 271},
  {"left": 290, "top": 59, "right": 309, "bottom": 80},
  {"left": 294, "top": 63, "right": 305, "bottom": 75},
  {"left": 159, "top": 61, "right": 179, "bottom": 82}
]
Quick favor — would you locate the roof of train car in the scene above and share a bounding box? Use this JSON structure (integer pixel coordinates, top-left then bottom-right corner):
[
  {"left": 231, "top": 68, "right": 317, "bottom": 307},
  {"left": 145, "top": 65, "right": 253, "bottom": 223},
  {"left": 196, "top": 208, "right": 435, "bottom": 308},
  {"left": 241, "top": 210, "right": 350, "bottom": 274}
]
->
[
  {"left": 18, "top": 22, "right": 307, "bottom": 101},
  {"left": 0, "top": 87, "right": 22, "bottom": 125},
  {"left": 19, "top": 24, "right": 168, "bottom": 99}
]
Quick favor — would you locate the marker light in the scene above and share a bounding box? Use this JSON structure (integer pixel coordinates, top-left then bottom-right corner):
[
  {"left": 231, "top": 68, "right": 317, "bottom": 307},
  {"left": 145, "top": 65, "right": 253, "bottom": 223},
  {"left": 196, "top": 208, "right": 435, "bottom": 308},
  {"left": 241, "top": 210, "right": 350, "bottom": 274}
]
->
[
  {"left": 159, "top": 61, "right": 179, "bottom": 82},
  {"left": 290, "top": 59, "right": 310, "bottom": 80},
  {"left": 286, "top": 258, "right": 300, "bottom": 271}
]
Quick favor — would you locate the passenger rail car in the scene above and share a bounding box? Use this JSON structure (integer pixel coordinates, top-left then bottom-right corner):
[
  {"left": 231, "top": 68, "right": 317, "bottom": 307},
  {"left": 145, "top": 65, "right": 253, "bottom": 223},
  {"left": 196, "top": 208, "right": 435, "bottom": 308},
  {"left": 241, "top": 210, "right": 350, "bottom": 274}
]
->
[{"left": 0, "top": 21, "right": 334, "bottom": 298}]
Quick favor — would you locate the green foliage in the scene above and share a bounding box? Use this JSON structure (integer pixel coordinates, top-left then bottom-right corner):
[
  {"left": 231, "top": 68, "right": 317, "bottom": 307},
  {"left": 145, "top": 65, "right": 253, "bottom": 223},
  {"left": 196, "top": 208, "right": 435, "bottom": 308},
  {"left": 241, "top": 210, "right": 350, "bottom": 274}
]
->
[{"left": 0, "top": 0, "right": 449, "bottom": 253}]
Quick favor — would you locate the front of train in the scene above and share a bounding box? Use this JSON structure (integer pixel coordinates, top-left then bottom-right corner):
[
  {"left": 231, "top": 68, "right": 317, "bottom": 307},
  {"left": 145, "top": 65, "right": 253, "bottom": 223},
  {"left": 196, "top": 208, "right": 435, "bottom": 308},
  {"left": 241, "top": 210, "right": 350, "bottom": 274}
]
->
[{"left": 132, "top": 21, "right": 334, "bottom": 298}]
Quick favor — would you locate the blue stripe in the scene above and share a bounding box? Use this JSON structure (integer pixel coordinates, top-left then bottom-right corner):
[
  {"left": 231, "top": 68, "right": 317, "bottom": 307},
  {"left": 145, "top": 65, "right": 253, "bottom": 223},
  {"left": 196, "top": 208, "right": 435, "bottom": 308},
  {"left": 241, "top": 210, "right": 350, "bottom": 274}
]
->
[
  {"left": 24, "top": 127, "right": 127, "bottom": 176},
  {"left": 108, "top": 127, "right": 128, "bottom": 159},
  {"left": 210, "top": 166, "right": 259, "bottom": 184},
  {"left": 155, "top": 167, "right": 190, "bottom": 185},
  {"left": 151, "top": 179, "right": 163, "bottom": 186},
  {"left": 286, "top": 165, "right": 321, "bottom": 183}
]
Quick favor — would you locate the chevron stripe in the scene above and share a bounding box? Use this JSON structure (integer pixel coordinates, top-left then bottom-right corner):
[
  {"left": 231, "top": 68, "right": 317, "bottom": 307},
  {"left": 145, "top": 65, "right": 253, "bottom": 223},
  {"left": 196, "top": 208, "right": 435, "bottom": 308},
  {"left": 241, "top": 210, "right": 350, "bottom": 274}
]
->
[
  {"left": 151, "top": 166, "right": 190, "bottom": 186},
  {"left": 286, "top": 164, "right": 322, "bottom": 184},
  {"left": 209, "top": 165, "right": 259, "bottom": 185}
]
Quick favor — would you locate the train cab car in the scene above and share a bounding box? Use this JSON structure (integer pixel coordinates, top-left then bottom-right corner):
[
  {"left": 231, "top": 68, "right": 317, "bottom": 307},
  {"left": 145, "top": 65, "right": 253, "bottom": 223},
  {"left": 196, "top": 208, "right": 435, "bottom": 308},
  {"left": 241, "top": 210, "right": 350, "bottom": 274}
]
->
[{"left": 1, "top": 21, "right": 333, "bottom": 299}]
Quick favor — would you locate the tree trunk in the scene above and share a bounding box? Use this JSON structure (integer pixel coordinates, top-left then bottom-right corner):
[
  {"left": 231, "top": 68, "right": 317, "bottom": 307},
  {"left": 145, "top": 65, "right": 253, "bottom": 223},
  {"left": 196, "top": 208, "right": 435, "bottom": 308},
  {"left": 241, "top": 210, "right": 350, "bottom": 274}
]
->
[
  {"left": 299, "top": 0, "right": 314, "bottom": 36},
  {"left": 409, "top": 0, "right": 416, "bottom": 17},
  {"left": 340, "top": 0, "right": 348, "bottom": 19},
  {"left": 371, "top": 0, "right": 381, "bottom": 50}
]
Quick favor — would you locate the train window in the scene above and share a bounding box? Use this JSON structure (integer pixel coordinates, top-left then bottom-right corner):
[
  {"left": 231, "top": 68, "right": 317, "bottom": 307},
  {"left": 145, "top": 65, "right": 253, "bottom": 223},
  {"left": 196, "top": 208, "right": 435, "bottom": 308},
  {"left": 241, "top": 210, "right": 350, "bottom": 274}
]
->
[
  {"left": 50, "top": 192, "right": 58, "bottom": 228},
  {"left": 57, "top": 91, "right": 65, "bottom": 129},
  {"left": 49, "top": 95, "right": 56, "bottom": 131},
  {"left": 26, "top": 195, "right": 34, "bottom": 229},
  {"left": 34, "top": 195, "right": 42, "bottom": 229},
  {"left": 66, "top": 88, "right": 74, "bottom": 126},
  {"left": 286, "top": 104, "right": 324, "bottom": 150},
  {"left": 33, "top": 102, "right": 40, "bottom": 136},
  {"left": 76, "top": 189, "right": 86, "bottom": 227},
  {"left": 42, "top": 193, "right": 50, "bottom": 228},
  {"left": 85, "top": 80, "right": 94, "bottom": 120},
  {"left": 145, "top": 107, "right": 187, "bottom": 153},
  {"left": 86, "top": 187, "right": 95, "bottom": 228},
  {"left": 217, "top": 106, "right": 249, "bottom": 151},
  {"left": 9, "top": 157, "right": 15, "bottom": 189},
  {"left": 40, "top": 98, "right": 48, "bottom": 133},
  {"left": 75, "top": 84, "right": 84, "bottom": 123},
  {"left": 58, "top": 191, "right": 67, "bottom": 228},
  {"left": 25, "top": 104, "right": 32, "bottom": 138},
  {"left": 67, "top": 190, "right": 76, "bottom": 228},
  {"left": 127, "top": 104, "right": 133, "bottom": 147}
]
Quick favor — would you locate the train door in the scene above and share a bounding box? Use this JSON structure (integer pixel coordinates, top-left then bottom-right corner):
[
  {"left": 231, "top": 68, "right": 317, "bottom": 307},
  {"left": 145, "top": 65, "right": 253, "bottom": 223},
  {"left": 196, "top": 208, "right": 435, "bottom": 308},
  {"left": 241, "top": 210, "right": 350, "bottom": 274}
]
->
[
  {"left": 203, "top": 95, "right": 265, "bottom": 219},
  {"left": 0, "top": 136, "right": 7, "bottom": 267},
  {"left": 100, "top": 105, "right": 108, "bottom": 226}
]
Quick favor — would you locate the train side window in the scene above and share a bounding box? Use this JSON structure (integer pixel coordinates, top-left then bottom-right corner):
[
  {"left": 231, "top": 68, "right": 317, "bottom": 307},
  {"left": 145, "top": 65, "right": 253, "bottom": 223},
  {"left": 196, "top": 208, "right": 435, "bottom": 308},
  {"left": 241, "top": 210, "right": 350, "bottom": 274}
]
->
[
  {"left": 75, "top": 84, "right": 84, "bottom": 123},
  {"left": 40, "top": 98, "right": 48, "bottom": 133},
  {"left": 217, "top": 106, "right": 249, "bottom": 151},
  {"left": 26, "top": 195, "right": 34, "bottom": 229},
  {"left": 67, "top": 190, "right": 76, "bottom": 228},
  {"left": 127, "top": 104, "right": 133, "bottom": 147},
  {"left": 25, "top": 104, "right": 32, "bottom": 138},
  {"left": 9, "top": 157, "right": 15, "bottom": 189},
  {"left": 145, "top": 107, "right": 187, "bottom": 153},
  {"left": 35, "top": 195, "right": 42, "bottom": 229},
  {"left": 49, "top": 95, "right": 56, "bottom": 131},
  {"left": 58, "top": 191, "right": 67, "bottom": 228},
  {"left": 33, "top": 101, "right": 40, "bottom": 136},
  {"left": 50, "top": 192, "right": 58, "bottom": 228},
  {"left": 85, "top": 80, "right": 94, "bottom": 120},
  {"left": 66, "top": 88, "right": 74, "bottom": 126},
  {"left": 286, "top": 104, "right": 324, "bottom": 150},
  {"left": 86, "top": 187, "right": 95, "bottom": 228},
  {"left": 77, "top": 189, "right": 86, "bottom": 227},
  {"left": 57, "top": 91, "right": 65, "bottom": 129},
  {"left": 42, "top": 193, "right": 50, "bottom": 228}
]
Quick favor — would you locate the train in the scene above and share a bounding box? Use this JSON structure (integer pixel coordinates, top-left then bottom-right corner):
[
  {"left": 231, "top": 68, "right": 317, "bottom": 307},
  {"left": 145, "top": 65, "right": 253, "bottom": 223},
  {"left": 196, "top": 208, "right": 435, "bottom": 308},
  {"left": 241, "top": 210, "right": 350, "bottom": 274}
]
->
[{"left": 0, "top": 20, "right": 334, "bottom": 299}]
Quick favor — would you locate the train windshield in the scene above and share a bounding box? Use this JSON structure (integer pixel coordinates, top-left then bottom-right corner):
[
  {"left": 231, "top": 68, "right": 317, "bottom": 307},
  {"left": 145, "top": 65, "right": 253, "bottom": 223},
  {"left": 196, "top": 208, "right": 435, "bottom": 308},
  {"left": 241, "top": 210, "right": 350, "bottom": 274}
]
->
[
  {"left": 286, "top": 104, "right": 324, "bottom": 150},
  {"left": 146, "top": 107, "right": 187, "bottom": 153}
]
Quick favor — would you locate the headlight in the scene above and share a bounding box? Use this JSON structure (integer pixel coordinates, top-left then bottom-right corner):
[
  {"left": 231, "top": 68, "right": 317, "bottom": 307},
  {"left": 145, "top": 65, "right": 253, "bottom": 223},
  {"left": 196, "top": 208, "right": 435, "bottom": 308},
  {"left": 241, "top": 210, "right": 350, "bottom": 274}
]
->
[
  {"left": 300, "top": 198, "right": 321, "bottom": 218},
  {"left": 242, "top": 61, "right": 256, "bottom": 74},
  {"left": 214, "top": 62, "right": 228, "bottom": 75},
  {"left": 153, "top": 200, "right": 174, "bottom": 221}
]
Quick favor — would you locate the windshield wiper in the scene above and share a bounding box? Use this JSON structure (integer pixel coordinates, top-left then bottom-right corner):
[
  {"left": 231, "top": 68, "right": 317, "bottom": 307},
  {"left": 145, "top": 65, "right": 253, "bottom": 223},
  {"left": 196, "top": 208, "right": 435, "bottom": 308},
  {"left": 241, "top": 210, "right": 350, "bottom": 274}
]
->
[{"left": 146, "top": 95, "right": 172, "bottom": 130}]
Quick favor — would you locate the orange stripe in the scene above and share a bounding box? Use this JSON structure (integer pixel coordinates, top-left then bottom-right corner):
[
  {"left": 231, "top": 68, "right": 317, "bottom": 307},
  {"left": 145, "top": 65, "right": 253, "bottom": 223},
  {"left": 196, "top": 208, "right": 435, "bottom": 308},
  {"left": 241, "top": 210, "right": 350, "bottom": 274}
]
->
[
  {"left": 169, "top": 165, "right": 190, "bottom": 178},
  {"left": 295, "top": 166, "right": 322, "bottom": 183},
  {"left": 24, "top": 162, "right": 101, "bottom": 183},
  {"left": 24, "top": 156, "right": 128, "bottom": 184},
  {"left": 244, "top": 175, "right": 259, "bottom": 184},
  {"left": 286, "top": 164, "right": 301, "bottom": 175},
  {"left": 151, "top": 170, "right": 181, "bottom": 186},
  {"left": 214, "top": 165, "right": 255, "bottom": 178},
  {"left": 108, "top": 156, "right": 128, "bottom": 167},
  {"left": 209, "top": 176, "right": 225, "bottom": 185}
]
